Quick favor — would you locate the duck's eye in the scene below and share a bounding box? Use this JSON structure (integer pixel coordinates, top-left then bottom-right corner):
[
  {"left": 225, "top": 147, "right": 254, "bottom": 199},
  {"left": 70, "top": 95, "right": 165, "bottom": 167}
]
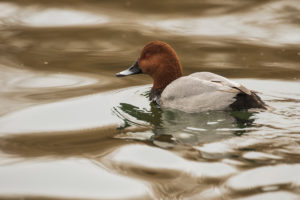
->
[{"left": 145, "top": 53, "right": 151, "bottom": 59}]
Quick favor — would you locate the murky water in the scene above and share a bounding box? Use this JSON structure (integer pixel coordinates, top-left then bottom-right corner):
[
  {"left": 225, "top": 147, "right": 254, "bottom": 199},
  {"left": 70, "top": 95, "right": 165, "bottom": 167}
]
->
[{"left": 0, "top": 0, "right": 300, "bottom": 199}]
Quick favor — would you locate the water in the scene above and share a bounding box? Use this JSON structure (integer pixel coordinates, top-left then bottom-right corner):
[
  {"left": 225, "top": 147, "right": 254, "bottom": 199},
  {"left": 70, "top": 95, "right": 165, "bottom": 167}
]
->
[{"left": 0, "top": 0, "right": 300, "bottom": 199}]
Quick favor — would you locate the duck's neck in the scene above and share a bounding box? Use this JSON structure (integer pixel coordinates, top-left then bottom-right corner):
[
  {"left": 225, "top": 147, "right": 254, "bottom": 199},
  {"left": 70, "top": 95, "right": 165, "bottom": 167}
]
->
[
  {"left": 150, "top": 64, "right": 182, "bottom": 102},
  {"left": 152, "top": 74, "right": 179, "bottom": 92}
]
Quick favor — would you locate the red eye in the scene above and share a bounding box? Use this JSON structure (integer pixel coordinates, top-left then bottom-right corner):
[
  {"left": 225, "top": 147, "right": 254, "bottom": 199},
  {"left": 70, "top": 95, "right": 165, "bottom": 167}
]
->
[{"left": 145, "top": 53, "right": 150, "bottom": 59}]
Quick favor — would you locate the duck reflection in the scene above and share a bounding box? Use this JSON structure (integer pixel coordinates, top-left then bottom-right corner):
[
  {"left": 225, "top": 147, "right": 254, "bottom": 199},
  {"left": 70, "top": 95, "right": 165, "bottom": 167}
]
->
[
  {"left": 113, "top": 102, "right": 163, "bottom": 129},
  {"left": 113, "top": 100, "right": 255, "bottom": 146}
]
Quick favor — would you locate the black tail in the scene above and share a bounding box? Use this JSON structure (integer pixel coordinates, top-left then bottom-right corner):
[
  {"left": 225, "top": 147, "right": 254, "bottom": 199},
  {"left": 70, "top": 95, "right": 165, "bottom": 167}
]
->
[{"left": 230, "top": 91, "right": 267, "bottom": 110}]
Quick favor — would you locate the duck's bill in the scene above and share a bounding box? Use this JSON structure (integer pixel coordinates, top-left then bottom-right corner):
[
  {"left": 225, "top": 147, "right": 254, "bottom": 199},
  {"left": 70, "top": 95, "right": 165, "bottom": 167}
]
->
[{"left": 115, "top": 60, "right": 142, "bottom": 77}]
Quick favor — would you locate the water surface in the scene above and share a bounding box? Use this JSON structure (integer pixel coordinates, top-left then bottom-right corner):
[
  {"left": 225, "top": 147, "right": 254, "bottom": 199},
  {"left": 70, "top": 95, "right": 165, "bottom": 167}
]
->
[{"left": 0, "top": 0, "right": 300, "bottom": 199}]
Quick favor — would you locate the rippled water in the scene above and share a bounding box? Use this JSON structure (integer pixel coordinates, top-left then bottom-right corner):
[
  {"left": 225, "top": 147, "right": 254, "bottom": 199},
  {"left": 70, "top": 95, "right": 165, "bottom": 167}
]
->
[{"left": 0, "top": 0, "right": 300, "bottom": 199}]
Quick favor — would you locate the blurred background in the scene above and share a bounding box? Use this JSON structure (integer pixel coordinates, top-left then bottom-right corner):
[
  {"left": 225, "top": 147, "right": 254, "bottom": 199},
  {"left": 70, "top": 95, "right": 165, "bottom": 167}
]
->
[{"left": 0, "top": 0, "right": 300, "bottom": 199}]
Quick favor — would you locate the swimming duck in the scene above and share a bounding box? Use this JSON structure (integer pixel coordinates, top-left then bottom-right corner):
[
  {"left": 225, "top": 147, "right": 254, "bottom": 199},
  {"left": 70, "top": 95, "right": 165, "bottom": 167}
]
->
[{"left": 116, "top": 41, "right": 267, "bottom": 113}]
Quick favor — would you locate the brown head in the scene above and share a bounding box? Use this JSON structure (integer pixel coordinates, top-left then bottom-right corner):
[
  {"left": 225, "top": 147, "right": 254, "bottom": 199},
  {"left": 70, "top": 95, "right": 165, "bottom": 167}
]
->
[{"left": 116, "top": 41, "right": 183, "bottom": 94}]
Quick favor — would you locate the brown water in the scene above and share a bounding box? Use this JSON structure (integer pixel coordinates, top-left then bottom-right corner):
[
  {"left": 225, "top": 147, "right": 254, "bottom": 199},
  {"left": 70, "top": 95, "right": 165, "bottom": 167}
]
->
[{"left": 0, "top": 0, "right": 300, "bottom": 199}]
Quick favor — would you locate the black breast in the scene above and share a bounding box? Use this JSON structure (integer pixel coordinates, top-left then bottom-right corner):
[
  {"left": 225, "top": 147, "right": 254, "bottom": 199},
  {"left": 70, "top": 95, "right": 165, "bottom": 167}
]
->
[{"left": 150, "top": 87, "right": 163, "bottom": 105}]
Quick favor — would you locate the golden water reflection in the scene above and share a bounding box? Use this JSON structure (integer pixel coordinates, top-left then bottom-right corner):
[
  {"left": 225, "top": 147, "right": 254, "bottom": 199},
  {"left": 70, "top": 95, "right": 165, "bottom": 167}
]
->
[{"left": 0, "top": 0, "right": 300, "bottom": 199}]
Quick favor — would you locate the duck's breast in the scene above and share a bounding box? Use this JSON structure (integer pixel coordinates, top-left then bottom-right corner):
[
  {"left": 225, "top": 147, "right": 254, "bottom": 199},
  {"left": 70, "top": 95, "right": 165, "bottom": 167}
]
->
[{"left": 160, "top": 72, "right": 244, "bottom": 113}]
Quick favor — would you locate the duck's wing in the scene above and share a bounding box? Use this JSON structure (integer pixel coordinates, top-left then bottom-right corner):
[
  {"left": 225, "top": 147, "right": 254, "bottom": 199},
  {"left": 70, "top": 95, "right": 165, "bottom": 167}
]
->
[
  {"left": 160, "top": 72, "right": 266, "bottom": 112},
  {"left": 160, "top": 74, "right": 241, "bottom": 112},
  {"left": 161, "top": 74, "right": 240, "bottom": 101},
  {"left": 189, "top": 72, "right": 252, "bottom": 95}
]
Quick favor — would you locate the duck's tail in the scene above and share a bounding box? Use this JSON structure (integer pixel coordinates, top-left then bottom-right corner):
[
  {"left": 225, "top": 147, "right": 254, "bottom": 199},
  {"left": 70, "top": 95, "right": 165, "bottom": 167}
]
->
[{"left": 230, "top": 91, "right": 268, "bottom": 110}]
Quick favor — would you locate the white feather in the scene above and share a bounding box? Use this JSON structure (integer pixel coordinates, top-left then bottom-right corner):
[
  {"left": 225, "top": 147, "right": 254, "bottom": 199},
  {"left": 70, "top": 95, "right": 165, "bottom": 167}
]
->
[{"left": 160, "top": 72, "right": 251, "bottom": 113}]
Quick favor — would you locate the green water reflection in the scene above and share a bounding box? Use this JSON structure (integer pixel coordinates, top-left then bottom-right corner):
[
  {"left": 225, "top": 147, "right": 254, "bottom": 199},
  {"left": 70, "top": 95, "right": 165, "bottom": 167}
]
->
[{"left": 114, "top": 99, "right": 256, "bottom": 146}]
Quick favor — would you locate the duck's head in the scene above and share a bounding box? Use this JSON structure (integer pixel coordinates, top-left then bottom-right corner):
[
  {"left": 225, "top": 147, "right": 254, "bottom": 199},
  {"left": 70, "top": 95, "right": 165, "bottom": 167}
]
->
[{"left": 116, "top": 41, "right": 183, "bottom": 92}]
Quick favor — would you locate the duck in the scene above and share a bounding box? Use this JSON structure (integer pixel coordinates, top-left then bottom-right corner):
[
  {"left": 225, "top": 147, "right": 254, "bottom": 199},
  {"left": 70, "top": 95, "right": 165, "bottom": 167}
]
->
[{"left": 116, "top": 41, "right": 267, "bottom": 113}]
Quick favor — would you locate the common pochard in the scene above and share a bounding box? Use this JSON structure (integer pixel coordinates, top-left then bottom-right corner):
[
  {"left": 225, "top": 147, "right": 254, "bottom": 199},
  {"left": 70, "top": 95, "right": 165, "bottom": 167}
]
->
[{"left": 116, "top": 41, "right": 267, "bottom": 113}]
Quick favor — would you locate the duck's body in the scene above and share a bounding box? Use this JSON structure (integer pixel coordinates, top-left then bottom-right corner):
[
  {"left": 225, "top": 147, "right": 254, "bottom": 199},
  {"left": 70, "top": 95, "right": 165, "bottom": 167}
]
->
[
  {"left": 116, "top": 41, "right": 267, "bottom": 113},
  {"left": 159, "top": 72, "right": 265, "bottom": 112}
]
